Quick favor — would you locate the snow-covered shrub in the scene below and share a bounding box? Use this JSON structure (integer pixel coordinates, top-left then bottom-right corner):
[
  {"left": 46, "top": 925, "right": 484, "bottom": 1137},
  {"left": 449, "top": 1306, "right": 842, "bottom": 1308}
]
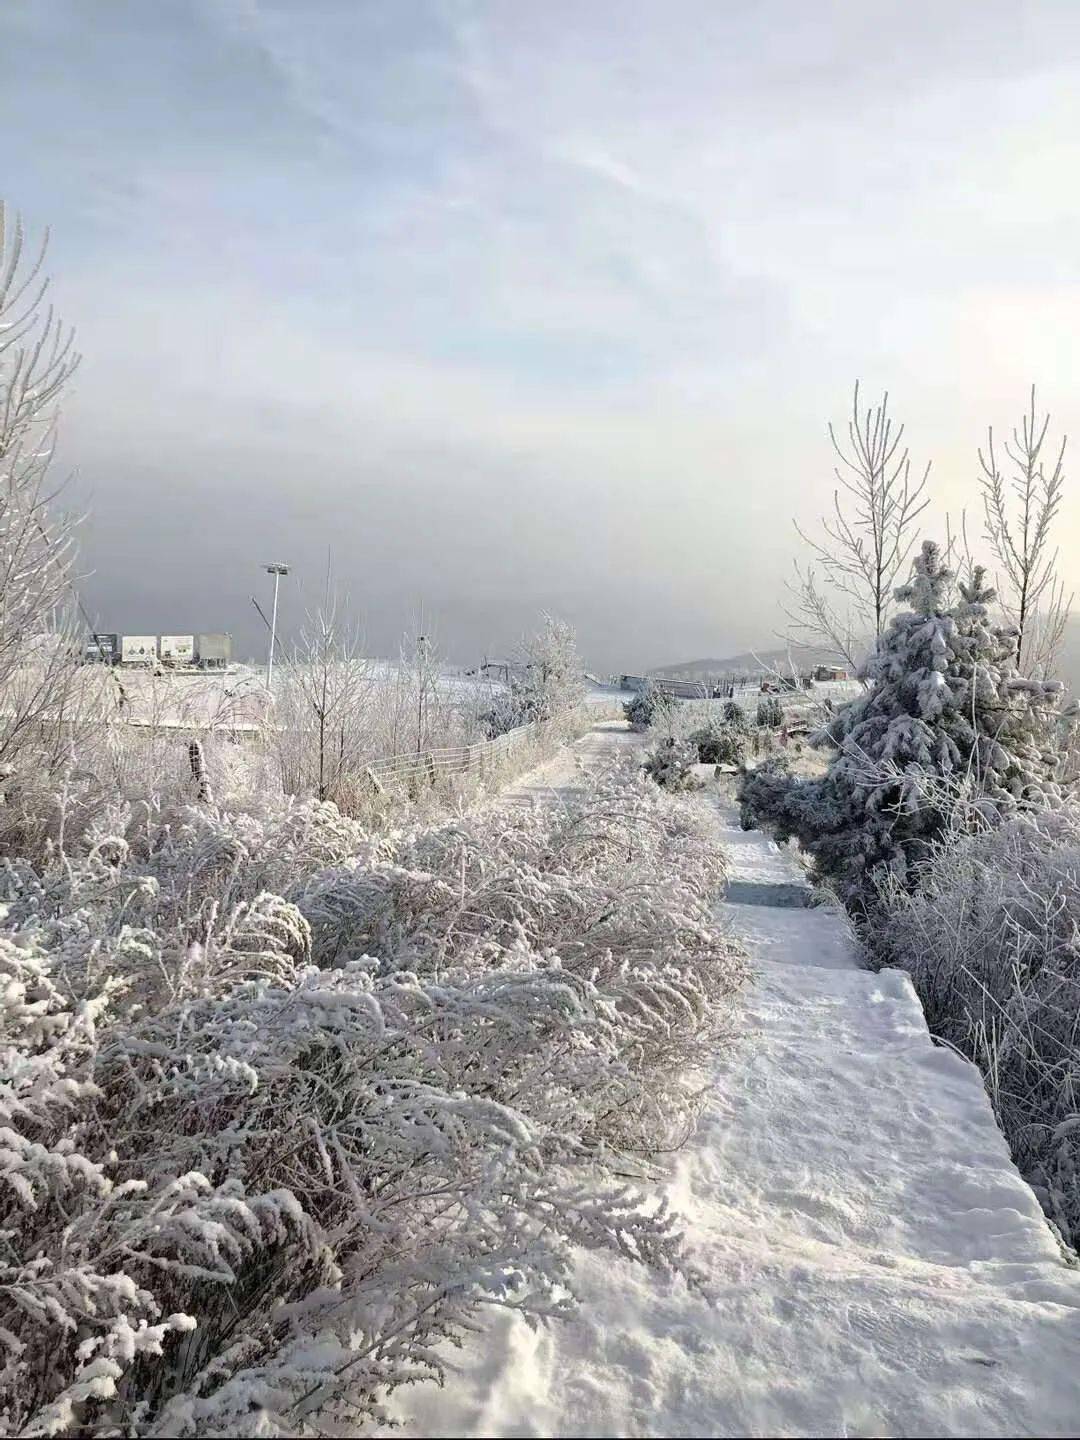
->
[
  {"left": 868, "top": 805, "right": 1080, "bottom": 1246},
  {"left": 738, "top": 757, "right": 793, "bottom": 833},
  {"left": 643, "top": 734, "right": 700, "bottom": 790},
  {"left": 756, "top": 695, "right": 784, "bottom": 729},
  {"left": 742, "top": 542, "right": 1066, "bottom": 916},
  {"left": 293, "top": 757, "right": 741, "bottom": 1014},
  {"left": 689, "top": 720, "right": 746, "bottom": 767},
  {"left": 623, "top": 683, "right": 678, "bottom": 732},
  {"left": 519, "top": 613, "right": 587, "bottom": 724},
  {"left": 721, "top": 699, "right": 749, "bottom": 730},
  {"left": 0, "top": 754, "right": 744, "bottom": 1435},
  {"left": 480, "top": 682, "right": 534, "bottom": 737}
]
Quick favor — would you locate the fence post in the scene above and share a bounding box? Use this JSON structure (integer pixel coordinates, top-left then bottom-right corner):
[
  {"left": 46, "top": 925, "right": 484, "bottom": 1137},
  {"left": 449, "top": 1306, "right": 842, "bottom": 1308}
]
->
[{"left": 426, "top": 751, "right": 437, "bottom": 787}]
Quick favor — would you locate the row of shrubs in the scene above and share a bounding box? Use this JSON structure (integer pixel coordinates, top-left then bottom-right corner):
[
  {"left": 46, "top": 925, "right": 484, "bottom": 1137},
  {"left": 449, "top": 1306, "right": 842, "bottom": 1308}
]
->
[
  {"left": 1, "top": 748, "right": 746, "bottom": 1435},
  {"left": 631, "top": 688, "right": 790, "bottom": 793},
  {"left": 625, "top": 684, "right": 783, "bottom": 735}
]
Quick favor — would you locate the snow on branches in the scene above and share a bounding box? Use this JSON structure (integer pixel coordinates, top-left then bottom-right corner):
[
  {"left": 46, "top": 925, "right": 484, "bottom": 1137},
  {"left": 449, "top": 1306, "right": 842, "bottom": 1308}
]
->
[
  {"left": 0, "top": 756, "right": 743, "bottom": 1435},
  {"left": 869, "top": 805, "right": 1080, "bottom": 1247},
  {"left": 742, "top": 540, "right": 1067, "bottom": 915}
]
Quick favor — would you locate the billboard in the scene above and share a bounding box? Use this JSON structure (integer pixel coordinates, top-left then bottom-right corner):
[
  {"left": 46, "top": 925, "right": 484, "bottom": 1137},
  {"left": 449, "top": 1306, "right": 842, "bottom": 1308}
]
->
[
  {"left": 121, "top": 635, "right": 157, "bottom": 664},
  {"left": 160, "top": 634, "right": 195, "bottom": 664}
]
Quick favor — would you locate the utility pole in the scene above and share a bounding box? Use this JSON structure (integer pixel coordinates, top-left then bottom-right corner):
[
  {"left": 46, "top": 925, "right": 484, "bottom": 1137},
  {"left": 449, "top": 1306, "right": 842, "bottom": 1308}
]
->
[
  {"left": 264, "top": 562, "right": 290, "bottom": 689},
  {"left": 416, "top": 634, "right": 428, "bottom": 754}
]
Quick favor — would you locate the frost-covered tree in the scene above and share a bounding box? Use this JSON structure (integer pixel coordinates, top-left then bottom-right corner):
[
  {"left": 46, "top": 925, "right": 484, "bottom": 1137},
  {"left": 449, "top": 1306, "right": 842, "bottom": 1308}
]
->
[
  {"left": 481, "top": 615, "right": 586, "bottom": 736},
  {"left": 722, "top": 699, "right": 749, "bottom": 730},
  {"left": 744, "top": 540, "right": 1063, "bottom": 914},
  {"left": 275, "top": 592, "right": 373, "bottom": 804},
  {"left": 785, "top": 383, "right": 930, "bottom": 672},
  {"left": 756, "top": 695, "right": 784, "bottom": 729},
  {"left": 518, "top": 613, "right": 586, "bottom": 723},
  {"left": 0, "top": 204, "right": 82, "bottom": 783},
  {"left": 978, "top": 386, "right": 1071, "bottom": 678},
  {"left": 624, "top": 682, "right": 678, "bottom": 733},
  {"left": 690, "top": 718, "right": 746, "bottom": 766},
  {"left": 643, "top": 733, "right": 699, "bottom": 789}
]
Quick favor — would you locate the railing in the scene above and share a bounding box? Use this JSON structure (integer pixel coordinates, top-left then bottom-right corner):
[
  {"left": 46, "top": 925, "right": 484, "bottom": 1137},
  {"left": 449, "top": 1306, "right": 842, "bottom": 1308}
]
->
[{"left": 363, "top": 718, "right": 546, "bottom": 791}]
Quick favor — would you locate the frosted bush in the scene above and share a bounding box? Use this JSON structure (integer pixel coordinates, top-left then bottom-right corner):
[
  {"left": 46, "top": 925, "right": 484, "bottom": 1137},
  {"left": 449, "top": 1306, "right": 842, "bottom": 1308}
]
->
[
  {"left": 756, "top": 695, "right": 784, "bottom": 729},
  {"left": 0, "top": 752, "right": 743, "bottom": 1435},
  {"left": 643, "top": 734, "right": 701, "bottom": 790},
  {"left": 623, "top": 683, "right": 678, "bottom": 733},
  {"left": 868, "top": 805, "right": 1080, "bottom": 1247},
  {"left": 721, "top": 700, "right": 749, "bottom": 730},
  {"left": 689, "top": 721, "right": 746, "bottom": 767}
]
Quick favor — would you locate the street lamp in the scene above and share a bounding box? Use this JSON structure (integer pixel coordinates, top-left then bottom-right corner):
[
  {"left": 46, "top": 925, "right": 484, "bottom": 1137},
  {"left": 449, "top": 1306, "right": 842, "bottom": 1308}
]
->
[
  {"left": 264, "top": 563, "right": 290, "bottom": 689},
  {"left": 415, "top": 634, "right": 428, "bottom": 754}
]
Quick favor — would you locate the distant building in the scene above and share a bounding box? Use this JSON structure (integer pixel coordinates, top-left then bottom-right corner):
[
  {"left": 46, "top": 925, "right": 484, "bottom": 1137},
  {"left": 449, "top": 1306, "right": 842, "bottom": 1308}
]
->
[
  {"left": 86, "top": 631, "right": 232, "bottom": 668},
  {"left": 619, "top": 675, "right": 715, "bottom": 699},
  {"left": 814, "top": 665, "right": 849, "bottom": 682}
]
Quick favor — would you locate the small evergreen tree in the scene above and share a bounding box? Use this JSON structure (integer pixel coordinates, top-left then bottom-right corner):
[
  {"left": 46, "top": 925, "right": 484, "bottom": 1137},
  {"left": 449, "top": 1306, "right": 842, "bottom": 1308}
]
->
[
  {"left": 756, "top": 695, "right": 784, "bottom": 728},
  {"left": 722, "top": 699, "right": 749, "bottom": 730},
  {"left": 690, "top": 719, "right": 746, "bottom": 766},
  {"left": 742, "top": 540, "right": 1063, "bottom": 915},
  {"left": 624, "top": 682, "right": 678, "bottom": 732},
  {"left": 643, "top": 733, "right": 700, "bottom": 790}
]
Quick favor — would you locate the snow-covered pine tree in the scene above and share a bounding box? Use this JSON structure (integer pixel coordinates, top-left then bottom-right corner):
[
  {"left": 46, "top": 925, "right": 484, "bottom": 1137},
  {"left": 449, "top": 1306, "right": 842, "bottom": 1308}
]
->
[
  {"left": 741, "top": 539, "right": 1063, "bottom": 915},
  {"left": 643, "top": 733, "right": 699, "bottom": 789},
  {"left": 722, "top": 698, "right": 750, "bottom": 730},
  {"left": 624, "top": 681, "right": 678, "bottom": 732},
  {"left": 756, "top": 694, "right": 784, "bottom": 729}
]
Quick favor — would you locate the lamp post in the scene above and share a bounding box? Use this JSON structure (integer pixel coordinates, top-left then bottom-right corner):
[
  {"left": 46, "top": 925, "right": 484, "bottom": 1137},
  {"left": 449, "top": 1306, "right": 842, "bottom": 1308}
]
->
[
  {"left": 264, "top": 563, "right": 289, "bottom": 690},
  {"left": 415, "top": 634, "right": 428, "bottom": 754}
]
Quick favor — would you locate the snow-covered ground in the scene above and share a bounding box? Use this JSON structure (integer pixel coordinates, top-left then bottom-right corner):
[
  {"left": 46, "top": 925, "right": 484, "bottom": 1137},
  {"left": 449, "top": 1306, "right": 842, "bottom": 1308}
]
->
[
  {"left": 584, "top": 679, "right": 637, "bottom": 705},
  {"left": 56, "top": 660, "right": 512, "bottom": 734},
  {"left": 386, "top": 723, "right": 1080, "bottom": 1439},
  {"left": 72, "top": 662, "right": 627, "bottom": 731}
]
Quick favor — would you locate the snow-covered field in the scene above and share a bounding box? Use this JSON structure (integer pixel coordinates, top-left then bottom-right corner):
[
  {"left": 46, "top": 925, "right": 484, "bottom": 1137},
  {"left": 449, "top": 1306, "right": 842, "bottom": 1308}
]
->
[
  {"left": 388, "top": 725, "right": 1080, "bottom": 1439},
  {"left": 69, "top": 660, "right": 511, "bottom": 731},
  {"left": 58, "top": 664, "right": 625, "bottom": 751}
]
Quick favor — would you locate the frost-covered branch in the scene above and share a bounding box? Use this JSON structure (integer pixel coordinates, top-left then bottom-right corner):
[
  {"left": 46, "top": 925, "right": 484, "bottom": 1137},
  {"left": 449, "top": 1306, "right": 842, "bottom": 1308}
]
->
[
  {"left": 784, "top": 382, "right": 930, "bottom": 669},
  {"left": 978, "top": 386, "right": 1071, "bottom": 677},
  {"left": 0, "top": 203, "right": 83, "bottom": 782},
  {"left": 0, "top": 755, "right": 744, "bottom": 1434}
]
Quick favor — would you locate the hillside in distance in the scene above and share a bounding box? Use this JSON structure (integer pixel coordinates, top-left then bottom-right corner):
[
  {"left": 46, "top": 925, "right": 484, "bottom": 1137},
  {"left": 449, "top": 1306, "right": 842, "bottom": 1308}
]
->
[
  {"left": 653, "top": 645, "right": 843, "bottom": 679},
  {"left": 657, "top": 622, "right": 1080, "bottom": 692}
]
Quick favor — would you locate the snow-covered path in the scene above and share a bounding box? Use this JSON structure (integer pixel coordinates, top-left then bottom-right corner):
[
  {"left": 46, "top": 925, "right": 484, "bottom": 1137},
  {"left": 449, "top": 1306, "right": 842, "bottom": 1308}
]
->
[{"left": 390, "top": 724, "right": 1080, "bottom": 1438}]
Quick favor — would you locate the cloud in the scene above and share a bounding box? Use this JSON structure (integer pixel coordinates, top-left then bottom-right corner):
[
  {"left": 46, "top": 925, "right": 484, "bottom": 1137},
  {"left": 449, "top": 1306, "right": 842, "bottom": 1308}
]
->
[{"left": 3, "top": 0, "right": 1080, "bottom": 670}]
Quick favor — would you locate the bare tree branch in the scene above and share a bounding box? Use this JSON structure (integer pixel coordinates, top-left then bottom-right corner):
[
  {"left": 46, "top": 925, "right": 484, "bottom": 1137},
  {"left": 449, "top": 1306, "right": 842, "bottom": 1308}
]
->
[
  {"left": 978, "top": 385, "right": 1069, "bottom": 676},
  {"left": 0, "top": 202, "right": 83, "bottom": 780},
  {"left": 783, "top": 382, "right": 930, "bottom": 671}
]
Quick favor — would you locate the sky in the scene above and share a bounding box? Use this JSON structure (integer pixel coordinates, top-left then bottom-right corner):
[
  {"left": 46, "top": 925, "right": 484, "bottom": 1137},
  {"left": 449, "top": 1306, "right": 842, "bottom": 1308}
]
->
[{"left": 4, "top": 0, "right": 1080, "bottom": 671}]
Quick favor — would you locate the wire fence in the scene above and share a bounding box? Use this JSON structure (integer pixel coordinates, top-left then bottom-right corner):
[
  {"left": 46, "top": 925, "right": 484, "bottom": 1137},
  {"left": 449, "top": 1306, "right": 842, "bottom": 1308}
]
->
[
  {"left": 362, "top": 718, "right": 547, "bottom": 792},
  {"left": 361, "top": 699, "right": 628, "bottom": 794}
]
